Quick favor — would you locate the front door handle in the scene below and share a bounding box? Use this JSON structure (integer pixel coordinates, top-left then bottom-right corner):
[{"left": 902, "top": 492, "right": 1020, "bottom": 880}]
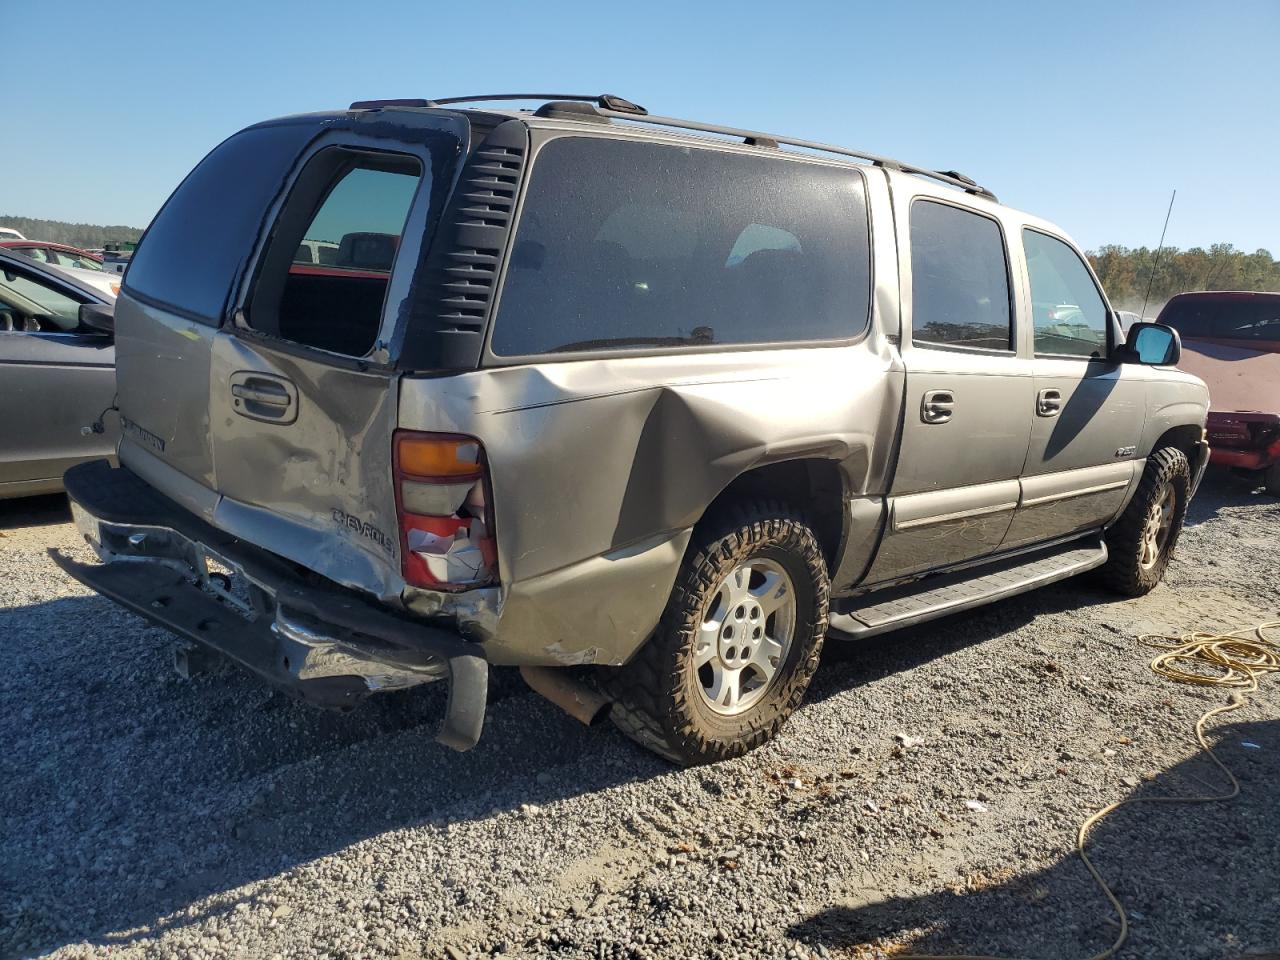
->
[
  {"left": 230, "top": 371, "right": 298, "bottom": 424},
  {"left": 921, "top": 389, "right": 955, "bottom": 424},
  {"left": 1037, "top": 388, "right": 1063, "bottom": 417}
]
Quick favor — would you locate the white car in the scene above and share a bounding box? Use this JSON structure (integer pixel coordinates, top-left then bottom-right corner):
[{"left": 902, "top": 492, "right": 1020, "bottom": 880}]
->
[
  {"left": 0, "top": 227, "right": 27, "bottom": 241},
  {"left": 1, "top": 241, "right": 120, "bottom": 298}
]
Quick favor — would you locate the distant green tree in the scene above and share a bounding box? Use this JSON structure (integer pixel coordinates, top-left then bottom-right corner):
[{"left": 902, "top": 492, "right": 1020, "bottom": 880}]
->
[
  {"left": 1086, "top": 244, "right": 1280, "bottom": 315},
  {"left": 0, "top": 215, "right": 144, "bottom": 250}
]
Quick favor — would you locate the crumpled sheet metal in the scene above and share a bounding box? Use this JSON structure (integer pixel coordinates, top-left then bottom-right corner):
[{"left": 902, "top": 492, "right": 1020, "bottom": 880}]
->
[{"left": 398, "top": 342, "right": 904, "bottom": 666}]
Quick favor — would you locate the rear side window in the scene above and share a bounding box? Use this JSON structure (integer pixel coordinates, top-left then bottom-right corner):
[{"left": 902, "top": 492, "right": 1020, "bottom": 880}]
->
[
  {"left": 125, "top": 122, "right": 315, "bottom": 324},
  {"left": 246, "top": 148, "right": 423, "bottom": 357},
  {"left": 492, "top": 137, "right": 870, "bottom": 356},
  {"left": 910, "top": 201, "right": 1012, "bottom": 351},
  {"left": 1023, "top": 229, "right": 1109, "bottom": 358}
]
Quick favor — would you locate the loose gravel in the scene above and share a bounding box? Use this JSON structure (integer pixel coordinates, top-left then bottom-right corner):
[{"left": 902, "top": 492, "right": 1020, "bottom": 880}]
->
[{"left": 2, "top": 469, "right": 1278, "bottom": 960}]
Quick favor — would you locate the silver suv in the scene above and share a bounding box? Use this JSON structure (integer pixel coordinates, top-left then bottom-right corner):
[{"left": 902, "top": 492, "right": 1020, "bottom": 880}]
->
[{"left": 57, "top": 94, "right": 1209, "bottom": 764}]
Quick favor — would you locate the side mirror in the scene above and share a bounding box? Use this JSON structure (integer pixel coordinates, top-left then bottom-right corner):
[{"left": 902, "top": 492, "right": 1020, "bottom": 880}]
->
[
  {"left": 79, "top": 301, "right": 115, "bottom": 335},
  {"left": 1117, "top": 321, "right": 1180, "bottom": 366}
]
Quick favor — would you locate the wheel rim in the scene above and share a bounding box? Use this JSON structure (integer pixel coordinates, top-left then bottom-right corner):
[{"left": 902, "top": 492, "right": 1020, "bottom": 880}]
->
[
  {"left": 692, "top": 557, "right": 797, "bottom": 716},
  {"left": 1139, "top": 484, "right": 1176, "bottom": 571}
]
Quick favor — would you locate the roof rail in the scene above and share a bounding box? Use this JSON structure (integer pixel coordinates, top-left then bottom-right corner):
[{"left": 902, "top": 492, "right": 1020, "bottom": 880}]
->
[
  {"left": 426, "top": 93, "right": 648, "bottom": 115},
  {"left": 363, "top": 94, "right": 995, "bottom": 200},
  {"left": 585, "top": 106, "right": 997, "bottom": 201}
]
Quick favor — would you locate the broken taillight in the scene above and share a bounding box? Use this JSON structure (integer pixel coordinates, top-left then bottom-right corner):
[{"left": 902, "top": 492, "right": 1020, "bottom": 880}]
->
[{"left": 393, "top": 431, "right": 498, "bottom": 590}]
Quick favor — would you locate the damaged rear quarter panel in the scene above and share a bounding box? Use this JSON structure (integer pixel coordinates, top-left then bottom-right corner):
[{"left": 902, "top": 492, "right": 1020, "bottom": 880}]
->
[{"left": 398, "top": 344, "right": 902, "bottom": 665}]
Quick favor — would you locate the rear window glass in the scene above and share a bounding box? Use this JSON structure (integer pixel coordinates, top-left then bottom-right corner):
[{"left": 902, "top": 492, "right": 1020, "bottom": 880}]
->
[
  {"left": 909, "top": 201, "right": 1012, "bottom": 351},
  {"left": 1159, "top": 298, "right": 1280, "bottom": 342},
  {"left": 125, "top": 122, "right": 315, "bottom": 324},
  {"left": 492, "top": 137, "right": 870, "bottom": 356},
  {"left": 246, "top": 148, "right": 423, "bottom": 357}
]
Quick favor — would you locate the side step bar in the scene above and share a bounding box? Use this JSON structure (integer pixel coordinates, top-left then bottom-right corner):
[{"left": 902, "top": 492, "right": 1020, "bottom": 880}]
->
[{"left": 828, "top": 537, "right": 1107, "bottom": 639}]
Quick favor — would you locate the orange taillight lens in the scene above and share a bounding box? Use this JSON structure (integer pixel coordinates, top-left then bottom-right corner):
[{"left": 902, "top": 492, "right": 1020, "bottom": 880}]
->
[{"left": 395, "top": 435, "right": 483, "bottom": 480}]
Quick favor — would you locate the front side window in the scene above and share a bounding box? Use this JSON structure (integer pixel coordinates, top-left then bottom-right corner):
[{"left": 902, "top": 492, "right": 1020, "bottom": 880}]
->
[
  {"left": 491, "top": 137, "right": 870, "bottom": 356},
  {"left": 247, "top": 148, "right": 423, "bottom": 356},
  {"left": 1023, "top": 229, "right": 1109, "bottom": 358},
  {"left": 0, "top": 266, "right": 90, "bottom": 332},
  {"left": 909, "top": 201, "right": 1012, "bottom": 351}
]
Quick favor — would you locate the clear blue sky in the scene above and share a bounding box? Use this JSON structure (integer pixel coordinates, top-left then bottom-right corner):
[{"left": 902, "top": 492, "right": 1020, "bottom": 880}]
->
[{"left": 7, "top": 0, "right": 1278, "bottom": 253}]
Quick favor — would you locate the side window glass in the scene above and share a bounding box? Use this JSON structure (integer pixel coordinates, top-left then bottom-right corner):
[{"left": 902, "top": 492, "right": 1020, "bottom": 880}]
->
[
  {"left": 491, "top": 137, "right": 871, "bottom": 356},
  {"left": 247, "top": 149, "right": 423, "bottom": 357},
  {"left": 0, "top": 269, "right": 87, "bottom": 332},
  {"left": 1023, "top": 229, "right": 1109, "bottom": 358},
  {"left": 910, "top": 201, "right": 1012, "bottom": 351},
  {"left": 21, "top": 247, "right": 50, "bottom": 264}
]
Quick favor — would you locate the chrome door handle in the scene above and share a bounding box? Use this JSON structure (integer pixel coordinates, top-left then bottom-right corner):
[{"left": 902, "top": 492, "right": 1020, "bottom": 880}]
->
[
  {"left": 231, "top": 383, "right": 290, "bottom": 407},
  {"left": 921, "top": 389, "right": 955, "bottom": 424},
  {"left": 1037, "top": 388, "right": 1063, "bottom": 417},
  {"left": 230, "top": 371, "right": 298, "bottom": 424}
]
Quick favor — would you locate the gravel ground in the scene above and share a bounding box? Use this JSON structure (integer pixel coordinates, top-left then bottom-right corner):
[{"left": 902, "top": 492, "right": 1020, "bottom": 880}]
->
[{"left": 2, "top": 468, "right": 1278, "bottom": 960}]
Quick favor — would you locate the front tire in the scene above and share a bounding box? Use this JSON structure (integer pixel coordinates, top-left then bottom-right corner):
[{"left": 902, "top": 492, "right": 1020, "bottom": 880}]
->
[
  {"left": 605, "top": 500, "right": 829, "bottom": 765},
  {"left": 1100, "top": 447, "right": 1190, "bottom": 596}
]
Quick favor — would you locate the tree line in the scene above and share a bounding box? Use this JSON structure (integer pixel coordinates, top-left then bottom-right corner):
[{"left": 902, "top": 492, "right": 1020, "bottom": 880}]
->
[
  {"left": 1087, "top": 244, "right": 1279, "bottom": 316},
  {"left": 0, "top": 216, "right": 143, "bottom": 250}
]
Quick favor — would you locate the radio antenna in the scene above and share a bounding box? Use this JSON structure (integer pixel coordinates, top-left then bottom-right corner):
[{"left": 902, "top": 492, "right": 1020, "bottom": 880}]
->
[{"left": 1140, "top": 189, "right": 1176, "bottom": 320}]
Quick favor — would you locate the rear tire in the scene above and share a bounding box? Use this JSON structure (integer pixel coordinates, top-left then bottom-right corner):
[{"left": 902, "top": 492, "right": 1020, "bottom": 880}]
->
[
  {"left": 604, "top": 500, "right": 829, "bottom": 765},
  {"left": 1099, "top": 447, "right": 1189, "bottom": 597},
  {"left": 1264, "top": 463, "right": 1280, "bottom": 498}
]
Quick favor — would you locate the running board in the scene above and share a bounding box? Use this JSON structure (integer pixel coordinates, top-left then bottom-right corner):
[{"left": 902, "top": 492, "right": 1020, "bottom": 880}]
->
[{"left": 828, "top": 538, "right": 1107, "bottom": 638}]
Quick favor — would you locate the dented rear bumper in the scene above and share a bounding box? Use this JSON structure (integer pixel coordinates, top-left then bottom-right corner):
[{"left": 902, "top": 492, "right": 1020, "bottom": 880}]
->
[{"left": 53, "top": 460, "right": 488, "bottom": 751}]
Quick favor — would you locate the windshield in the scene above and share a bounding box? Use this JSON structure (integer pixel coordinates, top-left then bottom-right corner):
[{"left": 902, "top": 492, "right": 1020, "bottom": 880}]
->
[{"left": 1160, "top": 297, "right": 1280, "bottom": 342}]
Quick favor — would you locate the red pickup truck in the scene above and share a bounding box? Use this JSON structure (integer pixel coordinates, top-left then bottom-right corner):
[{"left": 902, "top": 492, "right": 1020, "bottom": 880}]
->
[{"left": 1161, "top": 291, "right": 1280, "bottom": 494}]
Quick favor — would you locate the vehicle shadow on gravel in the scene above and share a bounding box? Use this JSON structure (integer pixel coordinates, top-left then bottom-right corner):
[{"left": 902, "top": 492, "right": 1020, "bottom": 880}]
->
[
  {"left": 1, "top": 594, "right": 666, "bottom": 958},
  {"left": 788, "top": 719, "right": 1280, "bottom": 960},
  {"left": 809, "top": 468, "right": 1273, "bottom": 707},
  {"left": 0, "top": 493, "right": 70, "bottom": 530}
]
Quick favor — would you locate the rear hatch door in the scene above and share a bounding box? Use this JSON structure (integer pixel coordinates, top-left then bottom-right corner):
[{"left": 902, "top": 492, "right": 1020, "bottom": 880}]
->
[{"left": 114, "top": 109, "right": 467, "bottom": 599}]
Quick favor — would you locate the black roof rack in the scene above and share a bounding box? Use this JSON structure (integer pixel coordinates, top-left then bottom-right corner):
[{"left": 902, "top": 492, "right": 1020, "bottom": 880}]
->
[
  {"left": 353, "top": 93, "right": 995, "bottom": 200},
  {"left": 583, "top": 106, "right": 997, "bottom": 201},
  {"left": 400, "top": 93, "right": 648, "bottom": 115}
]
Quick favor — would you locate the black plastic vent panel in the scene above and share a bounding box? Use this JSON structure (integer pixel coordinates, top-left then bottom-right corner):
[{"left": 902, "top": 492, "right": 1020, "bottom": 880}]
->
[{"left": 401, "top": 119, "right": 529, "bottom": 370}]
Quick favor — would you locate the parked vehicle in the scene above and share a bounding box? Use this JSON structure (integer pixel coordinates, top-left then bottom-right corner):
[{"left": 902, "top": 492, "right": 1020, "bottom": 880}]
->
[
  {"left": 1116, "top": 310, "right": 1142, "bottom": 333},
  {"left": 1159, "top": 291, "right": 1280, "bottom": 494},
  {"left": 0, "top": 240, "right": 121, "bottom": 298},
  {"left": 54, "top": 94, "right": 1209, "bottom": 764},
  {"left": 0, "top": 250, "right": 117, "bottom": 498},
  {"left": 0, "top": 227, "right": 27, "bottom": 241}
]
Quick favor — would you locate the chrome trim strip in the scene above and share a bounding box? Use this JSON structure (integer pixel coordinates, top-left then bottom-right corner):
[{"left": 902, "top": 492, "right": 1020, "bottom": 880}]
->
[
  {"left": 1020, "top": 478, "right": 1131, "bottom": 508},
  {"left": 893, "top": 500, "right": 1018, "bottom": 531}
]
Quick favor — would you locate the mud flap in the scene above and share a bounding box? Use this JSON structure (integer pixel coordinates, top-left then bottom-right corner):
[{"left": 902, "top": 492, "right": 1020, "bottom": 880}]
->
[{"left": 439, "top": 653, "right": 488, "bottom": 751}]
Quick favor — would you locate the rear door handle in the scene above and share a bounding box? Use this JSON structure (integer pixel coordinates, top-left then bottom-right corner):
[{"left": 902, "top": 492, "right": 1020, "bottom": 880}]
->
[
  {"left": 921, "top": 389, "right": 955, "bottom": 424},
  {"left": 1037, "top": 388, "right": 1063, "bottom": 417},
  {"left": 230, "top": 371, "right": 298, "bottom": 424},
  {"left": 231, "top": 383, "right": 290, "bottom": 407}
]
